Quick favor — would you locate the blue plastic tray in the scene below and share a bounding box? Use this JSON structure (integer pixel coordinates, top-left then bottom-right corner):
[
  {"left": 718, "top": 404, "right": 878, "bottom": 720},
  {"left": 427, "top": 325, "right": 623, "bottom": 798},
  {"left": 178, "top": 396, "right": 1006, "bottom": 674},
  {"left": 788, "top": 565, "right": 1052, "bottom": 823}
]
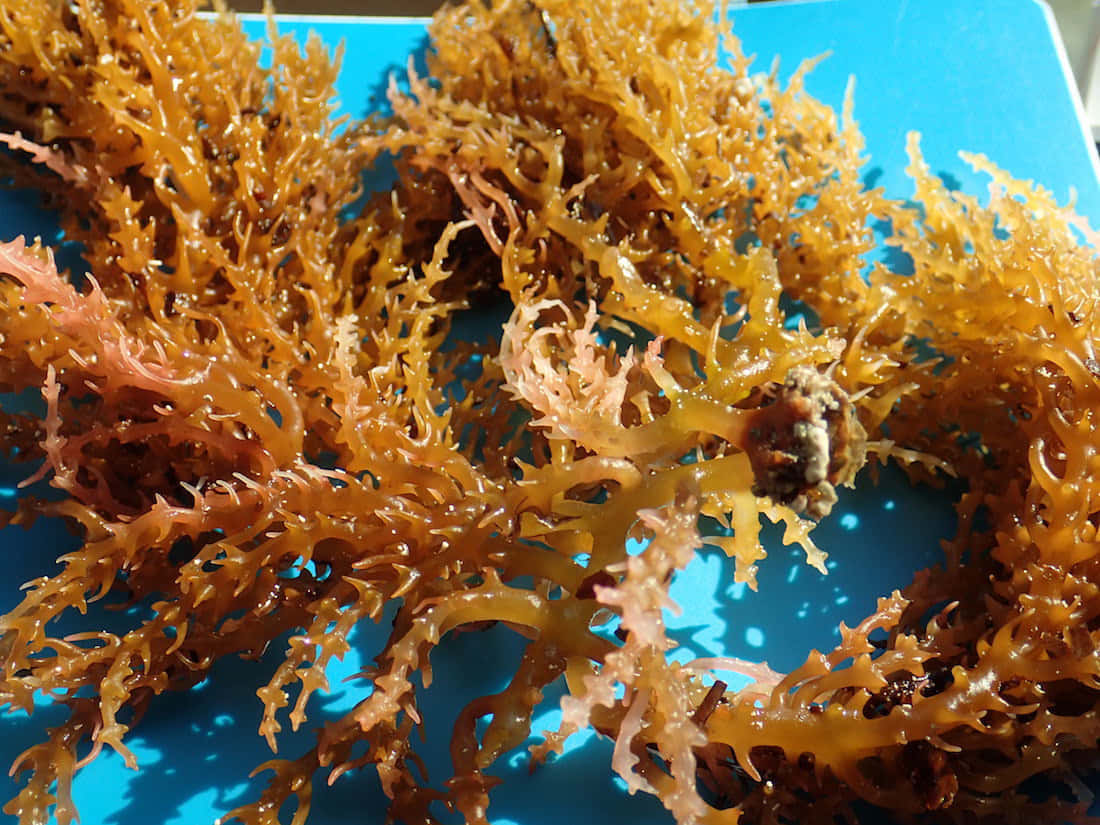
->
[{"left": 2, "top": 1, "right": 1098, "bottom": 823}]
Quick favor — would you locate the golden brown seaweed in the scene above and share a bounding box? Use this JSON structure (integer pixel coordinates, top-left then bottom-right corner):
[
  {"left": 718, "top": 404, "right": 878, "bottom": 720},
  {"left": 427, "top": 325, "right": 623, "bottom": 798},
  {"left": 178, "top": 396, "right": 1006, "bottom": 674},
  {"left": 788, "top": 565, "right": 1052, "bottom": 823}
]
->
[{"left": 1, "top": 1, "right": 1100, "bottom": 824}]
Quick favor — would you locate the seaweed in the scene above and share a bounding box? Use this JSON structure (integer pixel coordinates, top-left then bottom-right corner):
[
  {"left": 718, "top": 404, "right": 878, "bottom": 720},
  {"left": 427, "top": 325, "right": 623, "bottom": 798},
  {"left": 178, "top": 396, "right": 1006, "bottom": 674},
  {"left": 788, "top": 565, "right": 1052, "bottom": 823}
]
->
[{"left": 1, "top": 1, "right": 1100, "bottom": 824}]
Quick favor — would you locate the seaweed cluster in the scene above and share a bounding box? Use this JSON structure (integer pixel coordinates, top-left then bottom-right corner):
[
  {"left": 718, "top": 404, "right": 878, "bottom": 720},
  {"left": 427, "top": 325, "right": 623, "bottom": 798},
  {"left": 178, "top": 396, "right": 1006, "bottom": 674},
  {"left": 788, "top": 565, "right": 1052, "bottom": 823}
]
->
[{"left": 1, "top": 1, "right": 1100, "bottom": 824}]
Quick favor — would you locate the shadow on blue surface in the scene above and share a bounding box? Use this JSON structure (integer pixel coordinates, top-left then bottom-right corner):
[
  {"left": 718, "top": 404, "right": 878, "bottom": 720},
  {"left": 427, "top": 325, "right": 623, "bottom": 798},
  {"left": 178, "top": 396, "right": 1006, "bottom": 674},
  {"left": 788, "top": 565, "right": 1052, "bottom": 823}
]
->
[
  {"left": 669, "top": 461, "right": 956, "bottom": 674},
  {"left": 91, "top": 620, "right": 392, "bottom": 825}
]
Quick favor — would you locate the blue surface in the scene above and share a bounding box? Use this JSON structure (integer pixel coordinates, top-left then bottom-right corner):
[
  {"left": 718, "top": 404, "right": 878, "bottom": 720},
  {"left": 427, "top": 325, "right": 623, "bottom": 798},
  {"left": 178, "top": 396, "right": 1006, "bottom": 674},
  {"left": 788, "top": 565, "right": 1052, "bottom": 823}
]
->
[
  {"left": 2, "top": 1, "right": 1098, "bottom": 823},
  {"left": 732, "top": 0, "right": 1100, "bottom": 221}
]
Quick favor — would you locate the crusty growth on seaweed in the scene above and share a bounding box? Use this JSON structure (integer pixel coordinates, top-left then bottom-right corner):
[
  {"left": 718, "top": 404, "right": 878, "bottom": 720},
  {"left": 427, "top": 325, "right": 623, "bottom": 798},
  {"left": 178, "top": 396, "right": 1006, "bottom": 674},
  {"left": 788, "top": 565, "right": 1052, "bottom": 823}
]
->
[{"left": 0, "top": 0, "right": 1099, "bottom": 824}]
